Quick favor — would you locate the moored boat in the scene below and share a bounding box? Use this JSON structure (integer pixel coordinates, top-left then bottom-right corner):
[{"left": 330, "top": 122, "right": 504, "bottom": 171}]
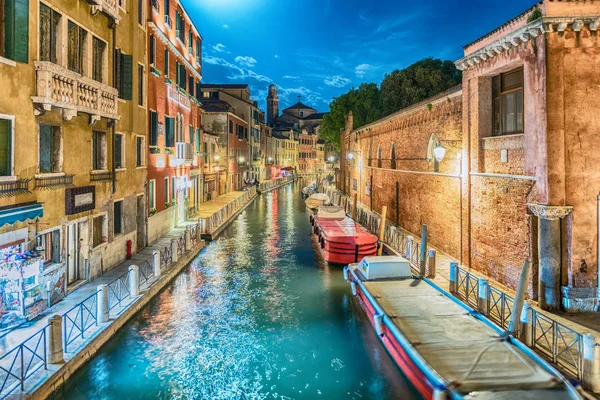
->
[
  {"left": 305, "top": 193, "right": 330, "bottom": 210},
  {"left": 310, "top": 212, "right": 378, "bottom": 265},
  {"left": 344, "top": 256, "right": 582, "bottom": 400}
]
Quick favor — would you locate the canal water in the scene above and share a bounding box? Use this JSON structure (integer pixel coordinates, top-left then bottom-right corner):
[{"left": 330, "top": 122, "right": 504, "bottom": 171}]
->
[{"left": 53, "top": 180, "right": 418, "bottom": 400}]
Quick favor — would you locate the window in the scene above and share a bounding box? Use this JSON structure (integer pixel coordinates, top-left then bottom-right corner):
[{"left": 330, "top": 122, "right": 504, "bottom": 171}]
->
[
  {"left": 390, "top": 143, "right": 396, "bottom": 169},
  {"left": 138, "top": 64, "right": 144, "bottom": 106},
  {"left": 203, "top": 142, "right": 208, "bottom": 164},
  {"left": 137, "top": 0, "right": 143, "bottom": 25},
  {"left": 150, "top": 111, "right": 158, "bottom": 146},
  {"left": 189, "top": 125, "right": 193, "bottom": 147},
  {"left": 164, "top": 0, "right": 169, "bottom": 16},
  {"left": 37, "top": 229, "right": 60, "bottom": 265},
  {"left": 149, "top": 35, "right": 155, "bottom": 66},
  {"left": 229, "top": 120, "right": 233, "bottom": 134},
  {"left": 163, "top": 177, "right": 169, "bottom": 203},
  {"left": 492, "top": 68, "right": 524, "bottom": 136},
  {"left": 39, "top": 4, "right": 60, "bottom": 63},
  {"left": 188, "top": 31, "right": 192, "bottom": 50},
  {"left": 114, "top": 133, "right": 124, "bottom": 169},
  {"left": 136, "top": 136, "right": 144, "bottom": 167},
  {"left": 113, "top": 200, "right": 123, "bottom": 236},
  {"left": 175, "top": 10, "right": 184, "bottom": 42},
  {"left": 149, "top": 179, "right": 155, "bottom": 209},
  {"left": 188, "top": 75, "right": 194, "bottom": 97},
  {"left": 171, "top": 176, "right": 176, "bottom": 202},
  {"left": 164, "top": 116, "right": 174, "bottom": 147},
  {"left": 39, "top": 124, "right": 60, "bottom": 173},
  {"left": 68, "top": 21, "right": 86, "bottom": 75},
  {"left": 0, "top": 118, "right": 12, "bottom": 176},
  {"left": 92, "top": 37, "right": 105, "bottom": 82},
  {"left": 92, "top": 130, "right": 107, "bottom": 171},
  {"left": 195, "top": 39, "right": 200, "bottom": 61},
  {"left": 1, "top": 0, "right": 28, "bottom": 62},
  {"left": 195, "top": 128, "right": 200, "bottom": 152},
  {"left": 118, "top": 0, "right": 125, "bottom": 9},
  {"left": 175, "top": 62, "right": 186, "bottom": 89},
  {"left": 115, "top": 50, "right": 133, "bottom": 100},
  {"left": 92, "top": 214, "right": 107, "bottom": 247},
  {"left": 164, "top": 49, "right": 169, "bottom": 76}
]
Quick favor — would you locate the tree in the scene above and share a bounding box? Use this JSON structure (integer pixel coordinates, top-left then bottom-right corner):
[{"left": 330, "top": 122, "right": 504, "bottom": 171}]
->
[{"left": 380, "top": 58, "right": 461, "bottom": 116}]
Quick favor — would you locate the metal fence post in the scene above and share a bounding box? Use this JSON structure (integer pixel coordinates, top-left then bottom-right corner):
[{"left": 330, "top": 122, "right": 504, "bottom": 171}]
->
[
  {"left": 583, "top": 333, "right": 600, "bottom": 393},
  {"left": 128, "top": 265, "right": 139, "bottom": 298},
  {"left": 97, "top": 284, "right": 109, "bottom": 323},
  {"left": 185, "top": 229, "right": 191, "bottom": 251},
  {"left": 48, "top": 314, "right": 64, "bottom": 364},
  {"left": 406, "top": 236, "right": 414, "bottom": 261},
  {"left": 477, "top": 278, "right": 488, "bottom": 314},
  {"left": 153, "top": 250, "right": 161, "bottom": 277},
  {"left": 426, "top": 249, "right": 436, "bottom": 278},
  {"left": 171, "top": 239, "right": 178, "bottom": 263},
  {"left": 449, "top": 262, "right": 458, "bottom": 295},
  {"left": 518, "top": 300, "right": 533, "bottom": 347},
  {"left": 419, "top": 224, "right": 427, "bottom": 277}
]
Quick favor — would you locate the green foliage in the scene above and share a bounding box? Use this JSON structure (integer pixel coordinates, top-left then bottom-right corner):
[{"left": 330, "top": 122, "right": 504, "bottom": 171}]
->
[
  {"left": 149, "top": 147, "right": 161, "bottom": 154},
  {"left": 527, "top": 7, "right": 542, "bottom": 23},
  {"left": 319, "top": 58, "right": 460, "bottom": 149},
  {"left": 165, "top": 148, "right": 174, "bottom": 155}
]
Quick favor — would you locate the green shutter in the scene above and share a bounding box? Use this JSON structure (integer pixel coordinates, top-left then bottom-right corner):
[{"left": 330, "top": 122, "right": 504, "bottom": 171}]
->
[
  {"left": 164, "top": 49, "right": 169, "bottom": 76},
  {"left": 5, "top": 0, "right": 28, "bottom": 63},
  {"left": 150, "top": 111, "right": 158, "bottom": 146},
  {"left": 195, "top": 128, "right": 200, "bottom": 152},
  {"left": 39, "top": 125, "right": 53, "bottom": 173},
  {"left": 165, "top": 117, "right": 174, "bottom": 147},
  {"left": 0, "top": 120, "right": 11, "bottom": 176},
  {"left": 120, "top": 54, "right": 133, "bottom": 100}
]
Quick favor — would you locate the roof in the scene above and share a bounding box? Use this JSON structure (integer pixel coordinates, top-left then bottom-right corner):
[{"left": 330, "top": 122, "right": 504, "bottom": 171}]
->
[
  {"left": 303, "top": 112, "right": 326, "bottom": 120},
  {"left": 200, "top": 84, "right": 249, "bottom": 90},
  {"left": 200, "top": 99, "right": 230, "bottom": 113},
  {"left": 283, "top": 101, "right": 316, "bottom": 112}
]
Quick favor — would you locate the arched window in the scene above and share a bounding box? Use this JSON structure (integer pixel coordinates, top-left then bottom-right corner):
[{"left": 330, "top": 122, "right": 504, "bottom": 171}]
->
[
  {"left": 377, "top": 144, "right": 382, "bottom": 168},
  {"left": 390, "top": 142, "right": 396, "bottom": 169}
]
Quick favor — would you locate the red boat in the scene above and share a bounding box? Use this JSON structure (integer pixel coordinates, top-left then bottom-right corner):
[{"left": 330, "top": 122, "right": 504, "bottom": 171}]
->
[{"left": 310, "top": 207, "right": 378, "bottom": 265}]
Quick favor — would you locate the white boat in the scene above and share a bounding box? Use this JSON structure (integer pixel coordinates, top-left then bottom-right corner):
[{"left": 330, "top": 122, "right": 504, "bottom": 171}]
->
[
  {"left": 317, "top": 205, "right": 345, "bottom": 220},
  {"left": 305, "top": 193, "right": 330, "bottom": 210}
]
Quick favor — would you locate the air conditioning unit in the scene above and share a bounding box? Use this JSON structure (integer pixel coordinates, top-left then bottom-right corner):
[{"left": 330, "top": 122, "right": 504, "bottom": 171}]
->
[{"left": 164, "top": 15, "right": 172, "bottom": 28}]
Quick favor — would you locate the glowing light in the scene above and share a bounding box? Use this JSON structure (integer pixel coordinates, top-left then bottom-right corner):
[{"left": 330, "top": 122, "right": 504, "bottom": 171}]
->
[
  {"left": 433, "top": 144, "right": 446, "bottom": 163},
  {"left": 328, "top": 156, "right": 334, "bottom": 162},
  {"left": 214, "top": 155, "right": 220, "bottom": 161}
]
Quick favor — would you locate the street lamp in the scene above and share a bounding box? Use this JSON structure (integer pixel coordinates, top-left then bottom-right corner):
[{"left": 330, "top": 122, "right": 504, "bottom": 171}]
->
[
  {"left": 238, "top": 156, "right": 245, "bottom": 163},
  {"left": 328, "top": 156, "right": 335, "bottom": 163},
  {"left": 213, "top": 155, "right": 220, "bottom": 161},
  {"left": 433, "top": 144, "right": 446, "bottom": 163},
  {"left": 347, "top": 152, "right": 355, "bottom": 160}
]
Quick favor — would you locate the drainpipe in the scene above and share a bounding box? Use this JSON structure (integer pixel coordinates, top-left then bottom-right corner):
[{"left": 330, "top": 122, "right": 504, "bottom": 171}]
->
[
  {"left": 111, "top": 21, "right": 117, "bottom": 194},
  {"left": 595, "top": 194, "right": 600, "bottom": 312}
]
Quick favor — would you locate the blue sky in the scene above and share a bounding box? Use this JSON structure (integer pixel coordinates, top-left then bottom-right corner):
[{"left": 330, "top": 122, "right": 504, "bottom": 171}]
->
[{"left": 187, "top": 0, "right": 536, "bottom": 112}]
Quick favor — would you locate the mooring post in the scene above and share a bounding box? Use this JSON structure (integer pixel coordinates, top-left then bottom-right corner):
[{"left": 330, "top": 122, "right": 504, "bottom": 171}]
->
[
  {"left": 152, "top": 250, "right": 161, "bottom": 277},
  {"left": 477, "top": 278, "right": 488, "bottom": 314},
  {"left": 419, "top": 224, "right": 427, "bottom": 277},
  {"left": 377, "top": 206, "right": 387, "bottom": 256},
  {"left": 518, "top": 300, "right": 533, "bottom": 347},
  {"left": 427, "top": 249, "right": 436, "bottom": 278},
  {"left": 97, "top": 284, "right": 109, "bottom": 323},
  {"left": 171, "top": 239, "right": 178, "bottom": 263},
  {"left": 48, "top": 315, "right": 64, "bottom": 364},
  {"left": 128, "top": 265, "right": 140, "bottom": 298},
  {"left": 352, "top": 192, "right": 358, "bottom": 220},
  {"left": 507, "top": 259, "right": 531, "bottom": 336},
  {"left": 185, "top": 229, "right": 191, "bottom": 251},
  {"left": 583, "top": 333, "right": 600, "bottom": 393},
  {"left": 406, "top": 236, "right": 414, "bottom": 262},
  {"left": 449, "top": 262, "right": 458, "bottom": 294}
]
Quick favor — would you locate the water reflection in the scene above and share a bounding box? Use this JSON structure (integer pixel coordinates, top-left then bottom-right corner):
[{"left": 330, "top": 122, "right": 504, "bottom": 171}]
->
[{"left": 53, "top": 180, "right": 418, "bottom": 400}]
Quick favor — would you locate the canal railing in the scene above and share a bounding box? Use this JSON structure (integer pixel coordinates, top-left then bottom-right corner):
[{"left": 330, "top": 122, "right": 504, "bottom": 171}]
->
[
  {"left": 257, "top": 176, "right": 294, "bottom": 193},
  {"left": 198, "top": 186, "right": 256, "bottom": 235},
  {"left": 327, "top": 187, "right": 592, "bottom": 385},
  {"left": 0, "top": 225, "right": 202, "bottom": 399}
]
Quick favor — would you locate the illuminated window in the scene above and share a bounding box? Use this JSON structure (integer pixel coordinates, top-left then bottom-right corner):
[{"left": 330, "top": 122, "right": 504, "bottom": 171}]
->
[{"left": 492, "top": 68, "right": 523, "bottom": 136}]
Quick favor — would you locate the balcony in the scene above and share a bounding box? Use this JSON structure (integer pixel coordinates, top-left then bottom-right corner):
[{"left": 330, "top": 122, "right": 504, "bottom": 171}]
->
[
  {"left": 90, "top": 171, "right": 115, "bottom": 182},
  {"left": 169, "top": 142, "right": 193, "bottom": 167},
  {"left": 0, "top": 179, "right": 31, "bottom": 197},
  {"left": 32, "top": 62, "right": 119, "bottom": 121},
  {"left": 87, "top": 0, "right": 121, "bottom": 24},
  {"left": 35, "top": 174, "right": 75, "bottom": 190}
]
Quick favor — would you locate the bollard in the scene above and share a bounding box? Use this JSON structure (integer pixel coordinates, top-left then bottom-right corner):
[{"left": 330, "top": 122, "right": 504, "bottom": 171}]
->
[
  {"left": 128, "top": 265, "right": 139, "bottom": 298},
  {"left": 97, "top": 284, "right": 109, "bottom": 323},
  {"left": 153, "top": 250, "right": 161, "bottom": 277},
  {"left": 185, "top": 229, "right": 191, "bottom": 251},
  {"left": 426, "top": 249, "right": 436, "bottom": 278},
  {"left": 377, "top": 206, "right": 387, "bottom": 256},
  {"left": 419, "top": 224, "right": 428, "bottom": 278},
  {"left": 406, "top": 236, "right": 414, "bottom": 261},
  {"left": 449, "top": 262, "right": 458, "bottom": 295},
  {"left": 477, "top": 278, "right": 488, "bottom": 314},
  {"left": 171, "top": 239, "right": 178, "bottom": 263},
  {"left": 518, "top": 300, "right": 533, "bottom": 347},
  {"left": 48, "top": 315, "right": 64, "bottom": 364},
  {"left": 583, "top": 334, "right": 600, "bottom": 393}
]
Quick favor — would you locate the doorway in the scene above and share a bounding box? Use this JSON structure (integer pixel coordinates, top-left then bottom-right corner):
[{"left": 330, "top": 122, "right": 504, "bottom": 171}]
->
[
  {"left": 137, "top": 194, "right": 146, "bottom": 251},
  {"left": 67, "top": 220, "right": 88, "bottom": 286}
]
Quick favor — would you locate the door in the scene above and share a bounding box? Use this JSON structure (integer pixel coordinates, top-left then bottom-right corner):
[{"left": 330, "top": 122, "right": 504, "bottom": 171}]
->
[
  {"left": 78, "top": 221, "right": 89, "bottom": 281},
  {"left": 136, "top": 195, "right": 146, "bottom": 251},
  {"left": 66, "top": 223, "right": 79, "bottom": 285}
]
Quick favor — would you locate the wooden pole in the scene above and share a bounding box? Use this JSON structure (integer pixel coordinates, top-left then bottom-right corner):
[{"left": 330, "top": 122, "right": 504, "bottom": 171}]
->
[
  {"left": 419, "top": 224, "right": 427, "bottom": 277},
  {"left": 507, "top": 259, "right": 531, "bottom": 336},
  {"left": 352, "top": 192, "right": 358, "bottom": 220},
  {"left": 377, "top": 206, "right": 387, "bottom": 256}
]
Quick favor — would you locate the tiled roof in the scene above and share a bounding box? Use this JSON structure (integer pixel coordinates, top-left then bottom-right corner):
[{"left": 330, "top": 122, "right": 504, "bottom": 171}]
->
[
  {"left": 302, "top": 112, "right": 326, "bottom": 120},
  {"left": 283, "top": 101, "right": 316, "bottom": 111}
]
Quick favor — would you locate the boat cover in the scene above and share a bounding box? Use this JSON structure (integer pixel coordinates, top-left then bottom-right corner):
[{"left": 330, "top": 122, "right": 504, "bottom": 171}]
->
[
  {"left": 317, "top": 206, "right": 345, "bottom": 220},
  {"left": 306, "top": 193, "right": 330, "bottom": 209}
]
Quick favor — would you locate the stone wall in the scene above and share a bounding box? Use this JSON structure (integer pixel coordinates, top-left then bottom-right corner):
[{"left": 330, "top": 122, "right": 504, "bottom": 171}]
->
[{"left": 148, "top": 206, "right": 176, "bottom": 245}]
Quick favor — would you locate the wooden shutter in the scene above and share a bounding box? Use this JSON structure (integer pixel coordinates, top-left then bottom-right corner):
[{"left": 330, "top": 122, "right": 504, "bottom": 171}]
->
[
  {"left": 0, "top": 119, "right": 11, "bottom": 176},
  {"left": 165, "top": 117, "right": 174, "bottom": 147},
  {"left": 4, "top": 0, "right": 28, "bottom": 63},
  {"left": 188, "top": 76, "right": 193, "bottom": 97},
  {"left": 150, "top": 111, "right": 158, "bottom": 146},
  {"left": 149, "top": 35, "right": 155, "bottom": 65},
  {"left": 164, "top": 49, "right": 169, "bottom": 76},
  {"left": 114, "top": 48, "right": 122, "bottom": 90},
  {"left": 120, "top": 54, "right": 133, "bottom": 100},
  {"left": 39, "top": 125, "right": 53, "bottom": 173}
]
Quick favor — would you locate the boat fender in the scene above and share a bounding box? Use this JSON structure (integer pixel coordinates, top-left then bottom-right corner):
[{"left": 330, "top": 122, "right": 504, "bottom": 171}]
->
[
  {"left": 373, "top": 313, "right": 384, "bottom": 336},
  {"left": 432, "top": 389, "right": 448, "bottom": 400},
  {"left": 343, "top": 266, "right": 349, "bottom": 281},
  {"left": 309, "top": 215, "right": 314, "bottom": 224},
  {"left": 351, "top": 281, "right": 357, "bottom": 296},
  {"left": 320, "top": 237, "right": 325, "bottom": 249}
]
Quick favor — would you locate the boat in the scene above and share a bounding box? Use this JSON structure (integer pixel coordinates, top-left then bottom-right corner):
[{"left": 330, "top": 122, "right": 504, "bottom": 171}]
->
[
  {"left": 317, "top": 205, "right": 346, "bottom": 220},
  {"left": 344, "top": 256, "right": 582, "bottom": 400},
  {"left": 305, "top": 193, "right": 330, "bottom": 210},
  {"left": 301, "top": 184, "right": 316, "bottom": 199},
  {"left": 310, "top": 212, "right": 378, "bottom": 265}
]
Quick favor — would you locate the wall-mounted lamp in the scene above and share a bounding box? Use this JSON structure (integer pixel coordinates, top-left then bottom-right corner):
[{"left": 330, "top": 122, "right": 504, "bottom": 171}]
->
[
  {"left": 347, "top": 152, "right": 355, "bottom": 160},
  {"left": 433, "top": 144, "right": 446, "bottom": 163}
]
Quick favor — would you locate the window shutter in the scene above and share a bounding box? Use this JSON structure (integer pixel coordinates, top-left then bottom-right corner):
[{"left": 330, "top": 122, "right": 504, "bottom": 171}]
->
[
  {"left": 149, "top": 35, "right": 155, "bottom": 65},
  {"left": 150, "top": 111, "right": 158, "bottom": 146},
  {"left": 0, "top": 120, "right": 11, "bottom": 176},
  {"left": 196, "top": 81, "right": 200, "bottom": 99},
  {"left": 188, "top": 76, "right": 193, "bottom": 97},
  {"left": 175, "top": 61, "right": 179, "bottom": 85},
  {"left": 120, "top": 54, "right": 133, "bottom": 100},
  {"left": 5, "top": 0, "right": 28, "bottom": 63},
  {"left": 114, "top": 48, "right": 122, "bottom": 90}
]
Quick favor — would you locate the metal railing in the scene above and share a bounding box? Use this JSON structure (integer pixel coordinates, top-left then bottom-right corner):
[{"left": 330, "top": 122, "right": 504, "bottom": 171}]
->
[
  {"left": 107, "top": 272, "right": 131, "bottom": 311},
  {"left": 63, "top": 291, "right": 98, "bottom": 352},
  {"left": 0, "top": 178, "right": 31, "bottom": 197},
  {"left": 487, "top": 285, "right": 514, "bottom": 330},
  {"left": 90, "top": 171, "right": 115, "bottom": 182},
  {"left": 138, "top": 260, "right": 154, "bottom": 289},
  {"left": 455, "top": 266, "right": 479, "bottom": 309},
  {"left": 34, "top": 174, "right": 75, "bottom": 190},
  {"left": 198, "top": 187, "right": 257, "bottom": 235},
  {"left": 258, "top": 176, "right": 294, "bottom": 192},
  {"left": 0, "top": 326, "right": 46, "bottom": 398},
  {"left": 176, "top": 235, "right": 185, "bottom": 257},
  {"left": 160, "top": 243, "right": 172, "bottom": 269}
]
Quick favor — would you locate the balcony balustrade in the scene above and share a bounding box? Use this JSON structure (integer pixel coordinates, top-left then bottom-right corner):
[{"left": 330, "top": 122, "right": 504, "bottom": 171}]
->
[
  {"left": 32, "top": 61, "right": 119, "bottom": 121},
  {"left": 88, "top": 0, "right": 120, "bottom": 22},
  {"left": 0, "top": 179, "right": 31, "bottom": 197}
]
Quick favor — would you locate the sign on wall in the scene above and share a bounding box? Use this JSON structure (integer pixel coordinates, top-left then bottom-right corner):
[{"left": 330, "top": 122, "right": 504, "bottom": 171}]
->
[{"left": 65, "top": 186, "right": 95, "bottom": 215}]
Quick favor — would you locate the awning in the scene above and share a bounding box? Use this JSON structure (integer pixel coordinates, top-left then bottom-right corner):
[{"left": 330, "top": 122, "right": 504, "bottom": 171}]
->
[{"left": 0, "top": 203, "right": 44, "bottom": 228}]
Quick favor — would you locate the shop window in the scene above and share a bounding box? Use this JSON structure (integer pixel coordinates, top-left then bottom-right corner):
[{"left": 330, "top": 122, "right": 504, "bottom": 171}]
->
[
  {"left": 39, "top": 3, "right": 60, "bottom": 64},
  {"left": 113, "top": 200, "right": 123, "bottom": 236},
  {"left": 136, "top": 136, "right": 145, "bottom": 167},
  {"left": 67, "top": 21, "right": 86, "bottom": 75},
  {"left": 92, "top": 130, "right": 107, "bottom": 171},
  {"left": 0, "top": 118, "right": 12, "bottom": 176},
  {"left": 492, "top": 68, "right": 524, "bottom": 136},
  {"left": 37, "top": 229, "right": 60, "bottom": 265},
  {"left": 149, "top": 110, "right": 158, "bottom": 146},
  {"left": 92, "top": 214, "right": 107, "bottom": 247},
  {"left": 114, "top": 133, "right": 124, "bottom": 169},
  {"left": 39, "top": 124, "right": 61, "bottom": 173},
  {"left": 92, "top": 37, "right": 105, "bottom": 83},
  {"left": 138, "top": 63, "right": 145, "bottom": 106}
]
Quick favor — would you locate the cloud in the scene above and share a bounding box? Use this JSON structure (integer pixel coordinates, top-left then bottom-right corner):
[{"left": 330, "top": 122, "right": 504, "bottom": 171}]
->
[
  {"left": 203, "top": 55, "right": 271, "bottom": 83},
  {"left": 283, "top": 75, "right": 299, "bottom": 80},
  {"left": 234, "top": 56, "right": 257, "bottom": 68},
  {"left": 324, "top": 75, "right": 351, "bottom": 88},
  {"left": 278, "top": 86, "right": 329, "bottom": 108},
  {"left": 212, "top": 43, "right": 228, "bottom": 53},
  {"left": 223, "top": 24, "right": 229, "bottom": 29},
  {"left": 274, "top": 55, "right": 279, "bottom": 59},
  {"left": 355, "top": 64, "right": 371, "bottom": 78}
]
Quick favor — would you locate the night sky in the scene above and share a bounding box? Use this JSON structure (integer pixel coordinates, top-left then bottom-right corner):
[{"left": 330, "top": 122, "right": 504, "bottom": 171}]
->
[{"left": 187, "top": 0, "right": 536, "bottom": 111}]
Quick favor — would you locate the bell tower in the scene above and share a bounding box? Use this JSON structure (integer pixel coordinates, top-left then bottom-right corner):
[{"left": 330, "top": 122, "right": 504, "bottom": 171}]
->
[{"left": 267, "top": 84, "right": 279, "bottom": 125}]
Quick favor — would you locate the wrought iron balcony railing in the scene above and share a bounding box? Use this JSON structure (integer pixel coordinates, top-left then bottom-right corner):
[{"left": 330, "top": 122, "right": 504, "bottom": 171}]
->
[
  {"left": 35, "top": 174, "right": 75, "bottom": 190},
  {"left": 90, "top": 171, "right": 115, "bottom": 182},
  {"left": 0, "top": 179, "right": 31, "bottom": 197}
]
